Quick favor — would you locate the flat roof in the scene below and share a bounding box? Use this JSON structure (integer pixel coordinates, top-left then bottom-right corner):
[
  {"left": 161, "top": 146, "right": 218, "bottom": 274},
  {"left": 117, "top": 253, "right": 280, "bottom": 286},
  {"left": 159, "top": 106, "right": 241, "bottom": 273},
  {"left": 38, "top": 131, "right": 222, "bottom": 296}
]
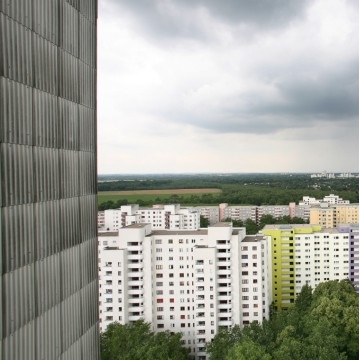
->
[
  {"left": 211, "top": 222, "right": 232, "bottom": 227},
  {"left": 98, "top": 231, "right": 118, "bottom": 237},
  {"left": 262, "top": 224, "right": 312, "bottom": 230},
  {"left": 242, "top": 235, "right": 266, "bottom": 242},
  {"left": 151, "top": 230, "right": 208, "bottom": 236},
  {"left": 124, "top": 223, "right": 149, "bottom": 229}
]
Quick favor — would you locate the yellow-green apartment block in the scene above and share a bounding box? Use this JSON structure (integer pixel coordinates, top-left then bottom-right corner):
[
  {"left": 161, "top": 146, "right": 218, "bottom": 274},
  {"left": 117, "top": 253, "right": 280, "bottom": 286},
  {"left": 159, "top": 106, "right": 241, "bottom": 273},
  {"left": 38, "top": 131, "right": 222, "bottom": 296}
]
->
[{"left": 262, "top": 224, "right": 322, "bottom": 310}]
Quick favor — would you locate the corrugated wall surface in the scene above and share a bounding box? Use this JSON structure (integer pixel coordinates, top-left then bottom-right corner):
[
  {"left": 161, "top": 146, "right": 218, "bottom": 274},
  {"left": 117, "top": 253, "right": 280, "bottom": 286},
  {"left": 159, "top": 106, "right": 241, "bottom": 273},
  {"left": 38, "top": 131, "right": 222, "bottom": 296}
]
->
[{"left": 0, "top": 0, "right": 99, "bottom": 358}]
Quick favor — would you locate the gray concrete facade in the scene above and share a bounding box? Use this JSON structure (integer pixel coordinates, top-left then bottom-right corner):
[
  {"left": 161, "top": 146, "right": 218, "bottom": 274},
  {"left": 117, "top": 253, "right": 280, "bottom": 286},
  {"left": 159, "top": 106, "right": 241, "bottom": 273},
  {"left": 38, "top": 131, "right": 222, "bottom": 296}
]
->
[{"left": 0, "top": 0, "right": 99, "bottom": 358}]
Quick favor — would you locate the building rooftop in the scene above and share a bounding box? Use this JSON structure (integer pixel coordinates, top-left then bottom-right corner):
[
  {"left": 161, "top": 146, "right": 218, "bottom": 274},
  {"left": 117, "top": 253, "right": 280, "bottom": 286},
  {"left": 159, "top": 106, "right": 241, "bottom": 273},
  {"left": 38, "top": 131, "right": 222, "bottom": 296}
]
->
[
  {"left": 151, "top": 230, "right": 208, "bottom": 236},
  {"left": 242, "top": 236, "right": 266, "bottom": 242},
  {"left": 124, "top": 223, "right": 150, "bottom": 229},
  {"left": 98, "top": 231, "right": 118, "bottom": 237},
  {"left": 211, "top": 222, "right": 232, "bottom": 227}
]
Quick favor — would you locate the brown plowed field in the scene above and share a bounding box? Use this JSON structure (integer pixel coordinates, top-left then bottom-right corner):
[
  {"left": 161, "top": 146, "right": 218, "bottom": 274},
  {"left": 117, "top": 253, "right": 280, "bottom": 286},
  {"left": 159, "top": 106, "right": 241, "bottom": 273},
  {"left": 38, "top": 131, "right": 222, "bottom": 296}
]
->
[{"left": 99, "top": 188, "right": 221, "bottom": 195}]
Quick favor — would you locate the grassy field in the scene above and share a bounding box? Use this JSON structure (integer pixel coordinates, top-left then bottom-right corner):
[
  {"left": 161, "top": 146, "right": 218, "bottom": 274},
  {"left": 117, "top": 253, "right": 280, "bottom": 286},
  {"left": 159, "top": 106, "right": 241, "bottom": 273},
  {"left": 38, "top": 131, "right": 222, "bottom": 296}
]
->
[{"left": 98, "top": 188, "right": 221, "bottom": 205}]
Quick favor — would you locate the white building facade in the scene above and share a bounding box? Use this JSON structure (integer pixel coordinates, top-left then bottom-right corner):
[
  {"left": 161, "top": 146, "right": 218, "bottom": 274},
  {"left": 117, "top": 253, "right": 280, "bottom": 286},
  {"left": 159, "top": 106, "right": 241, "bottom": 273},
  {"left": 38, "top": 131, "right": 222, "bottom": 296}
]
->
[
  {"left": 98, "top": 204, "right": 200, "bottom": 231},
  {"left": 99, "top": 223, "right": 272, "bottom": 360}
]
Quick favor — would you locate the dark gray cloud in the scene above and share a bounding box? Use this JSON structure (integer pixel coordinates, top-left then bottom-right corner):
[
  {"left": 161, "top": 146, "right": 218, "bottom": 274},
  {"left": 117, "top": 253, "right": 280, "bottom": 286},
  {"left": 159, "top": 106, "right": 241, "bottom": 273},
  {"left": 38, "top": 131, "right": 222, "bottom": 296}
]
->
[{"left": 164, "top": 57, "right": 358, "bottom": 136}]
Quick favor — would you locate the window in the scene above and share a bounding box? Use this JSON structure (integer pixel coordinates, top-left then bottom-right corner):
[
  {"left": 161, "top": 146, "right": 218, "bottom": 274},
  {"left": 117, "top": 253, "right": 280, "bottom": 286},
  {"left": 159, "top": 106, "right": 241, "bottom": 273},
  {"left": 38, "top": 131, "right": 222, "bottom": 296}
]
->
[{"left": 155, "top": 239, "right": 162, "bottom": 244}]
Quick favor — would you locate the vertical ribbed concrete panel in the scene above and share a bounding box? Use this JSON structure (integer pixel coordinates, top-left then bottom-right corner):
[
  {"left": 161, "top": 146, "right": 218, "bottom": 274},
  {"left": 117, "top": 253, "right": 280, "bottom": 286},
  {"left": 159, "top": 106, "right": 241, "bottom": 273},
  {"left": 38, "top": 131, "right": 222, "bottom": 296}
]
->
[{"left": 0, "top": 0, "right": 99, "bottom": 359}]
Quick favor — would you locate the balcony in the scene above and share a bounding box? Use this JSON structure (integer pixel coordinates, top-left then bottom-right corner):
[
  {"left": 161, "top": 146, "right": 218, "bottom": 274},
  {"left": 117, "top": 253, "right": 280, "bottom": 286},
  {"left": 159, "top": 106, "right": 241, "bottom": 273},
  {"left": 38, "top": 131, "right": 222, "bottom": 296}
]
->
[
  {"left": 128, "top": 254, "right": 143, "bottom": 261},
  {"left": 129, "top": 314, "right": 144, "bottom": 322},
  {"left": 219, "top": 310, "right": 232, "bottom": 317},
  {"left": 217, "top": 269, "right": 231, "bottom": 276},
  {"left": 217, "top": 278, "right": 231, "bottom": 284},
  {"left": 128, "top": 280, "right": 143, "bottom": 287},
  {"left": 128, "top": 271, "right": 144, "bottom": 277},
  {"left": 217, "top": 243, "right": 231, "bottom": 250},
  {"left": 218, "top": 319, "right": 233, "bottom": 327},
  {"left": 127, "top": 245, "right": 143, "bottom": 251},
  {"left": 218, "top": 303, "right": 231, "bottom": 310},
  {"left": 128, "top": 288, "right": 144, "bottom": 295},
  {"left": 128, "top": 305, "right": 144, "bottom": 312},
  {"left": 128, "top": 297, "right": 143, "bottom": 303},
  {"left": 128, "top": 263, "right": 142, "bottom": 269}
]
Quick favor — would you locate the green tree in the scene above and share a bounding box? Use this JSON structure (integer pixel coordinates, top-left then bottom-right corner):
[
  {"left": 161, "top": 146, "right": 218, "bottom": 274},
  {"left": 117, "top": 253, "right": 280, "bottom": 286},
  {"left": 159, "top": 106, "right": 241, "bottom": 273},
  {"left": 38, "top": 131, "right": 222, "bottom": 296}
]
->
[
  {"left": 100, "top": 320, "right": 190, "bottom": 360},
  {"left": 258, "top": 214, "right": 276, "bottom": 228},
  {"left": 244, "top": 219, "right": 259, "bottom": 235},
  {"left": 294, "top": 284, "right": 312, "bottom": 314},
  {"left": 226, "top": 337, "right": 271, "bottom": 360},
  {"left": 206, "top": 325, "right": 242, "bottom": 360},
  {"left": 200, "top": 215, "right": 210, "bottom": 227}
]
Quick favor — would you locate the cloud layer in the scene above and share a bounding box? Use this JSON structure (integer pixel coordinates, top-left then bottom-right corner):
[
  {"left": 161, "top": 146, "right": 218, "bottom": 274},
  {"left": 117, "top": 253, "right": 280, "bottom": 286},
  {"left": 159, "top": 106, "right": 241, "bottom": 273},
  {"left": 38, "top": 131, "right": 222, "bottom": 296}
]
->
[{"left": 98, "top": 0, "right": 359, "bottom": 173}]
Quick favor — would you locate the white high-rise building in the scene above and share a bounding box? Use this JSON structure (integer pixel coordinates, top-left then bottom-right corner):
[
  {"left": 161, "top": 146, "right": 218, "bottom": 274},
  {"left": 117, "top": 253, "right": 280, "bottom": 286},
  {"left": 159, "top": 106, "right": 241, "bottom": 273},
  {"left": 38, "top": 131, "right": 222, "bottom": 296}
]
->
[
  {"left": 99, "top": 223, "right": 272, "bottom": 360},
  {"left": 98, "top": 204, "right": 200, "bottom": 231}
]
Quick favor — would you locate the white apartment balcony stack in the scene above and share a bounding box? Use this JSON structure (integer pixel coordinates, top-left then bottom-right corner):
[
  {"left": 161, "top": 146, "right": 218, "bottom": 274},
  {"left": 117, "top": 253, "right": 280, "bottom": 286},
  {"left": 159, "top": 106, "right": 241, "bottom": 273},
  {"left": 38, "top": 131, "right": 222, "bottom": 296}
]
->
[{"left": 98, "top": 223, "right": 272, "bottom": 360}]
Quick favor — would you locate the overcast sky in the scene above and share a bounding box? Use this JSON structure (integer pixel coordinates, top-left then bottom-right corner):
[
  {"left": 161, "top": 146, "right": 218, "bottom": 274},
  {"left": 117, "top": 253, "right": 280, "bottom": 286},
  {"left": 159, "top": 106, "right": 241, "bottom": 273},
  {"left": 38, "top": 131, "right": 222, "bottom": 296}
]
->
[{"left": 97, "top": 0, "right": 359, "bottom": 174}]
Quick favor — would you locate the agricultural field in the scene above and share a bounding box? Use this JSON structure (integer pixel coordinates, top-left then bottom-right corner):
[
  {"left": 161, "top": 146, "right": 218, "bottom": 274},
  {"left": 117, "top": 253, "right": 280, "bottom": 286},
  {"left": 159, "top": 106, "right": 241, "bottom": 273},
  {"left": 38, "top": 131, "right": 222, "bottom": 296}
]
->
[{"left": 98, "top": 188, "right": 222, "bottom": 208}]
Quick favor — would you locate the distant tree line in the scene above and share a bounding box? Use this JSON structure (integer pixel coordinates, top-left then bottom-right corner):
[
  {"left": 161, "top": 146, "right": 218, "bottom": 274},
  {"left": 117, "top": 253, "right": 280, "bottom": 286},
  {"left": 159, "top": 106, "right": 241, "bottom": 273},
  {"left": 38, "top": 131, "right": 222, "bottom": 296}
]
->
[
  {"left": 207, "top": 280, "right": 359, "bottom": 360},
  {"left": 98, "top": 174, "right": 359, "bottom": 208}
]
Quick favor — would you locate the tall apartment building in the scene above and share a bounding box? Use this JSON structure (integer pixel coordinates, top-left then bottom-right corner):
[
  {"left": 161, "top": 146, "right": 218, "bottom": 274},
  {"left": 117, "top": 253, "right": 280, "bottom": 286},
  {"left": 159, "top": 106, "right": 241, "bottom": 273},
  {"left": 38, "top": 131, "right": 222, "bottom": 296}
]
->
[
  {"left": 196, "top": 205, "right": 220, "bottom": 225},
  {"left": 262, "top": 224, "right": 359, "bottom": 310},
  {"left": 309, "top": 203, "right": 359, "bottom": 228},
  {"left": 257, "top": 205, "right": 290, "bottom": 222},
  {"left": 99, "top": 223, "right": 272, "bottom": 360},
  {"left": 221, "top": 204, "right": 257, "bottom": 223},
  {"left": 0, "top": 2, "right": 99, "bottom": 359},
  {"left": 98, "top": 204, "right": 200, "bottom": 231}
]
